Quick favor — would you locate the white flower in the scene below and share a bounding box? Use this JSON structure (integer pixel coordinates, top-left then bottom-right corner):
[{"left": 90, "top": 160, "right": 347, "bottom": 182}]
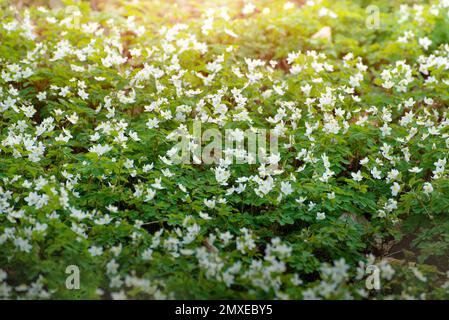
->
[
  {"left": 37, "top": 91, "right": 46, "bottom": 101},
  {"left": 0, "top": 269, "right": 6, "bottom": 282},
  {"left": 22, "top": 180, "right": 32, "bottom": 188},
  {"left": 142, "top": 248, "right": 153, "bottom": 261},
  {"left": 124, "top": 159, "right": 134, "bottom": 169},
  {"left": 59, "top": 86, "right": 70, "bottom": 97},
  {"left": 219, "top": 231, "right": 233, "bottom": 245},
  {"left": 55, "top": 128, "right": 72, "bottom": 143},
  {"left": 129, "top": 130, "right": 140, "bottom": 141},
  {"left": 242, "top": 3, "right": 256, "bottom": 15},
  {"left": 144, "top": 188, "right": 156, "bottom": 202},
  {"left": 142, "top": 163, "right": 154, "bottom": 173},
  {"left": 386, "top": 169, "right": 399, "bottom": 182},
  {"left": 291, "top": 274, "right": 303, "bottom": 286},
  {"left": 224, "top": 28, "right": 238, "bottom": 38},
  {"left": 424, "top": 97, "right": 434, "bottom": 105},
  {"left": 213, "top": 167, "right": 231, "bottom": 186},
  {"left": 95, "top": 214, "right": 112, "bottom": 225},
  {"left": 284, "top": 2, "right": 295, "bottom": 10},
  {"left": 418, "top": 37, "right": 432, "bottom": 50},
  {"left": 14, "top": 237, "right": 32, "bottom": 252},
  {"left": 90, "top": 132, "right": 101, "bottom": 141},
  {"left": 423, "top": 182, "right": 433, "bottom": 194},
  {"left": 359, "top": 157, "right": 369, "bottom": 165},
  {"left": 199, "top": 211, "right": 211, "bottom": 220},
  {"left": 106, "top": 205, "right": 118, "bottom": 213},
  {"left": 316, "top": 212, "right": 326, "bottom": 220},
  {"left": 78, "top": 88, "right": 89, "bottom": 100},
  {"left": 391, "top": 182, "right": 401, "bottom": 196},
  {"left": 106, "top": 259, "right": 119, "bottom": 275},
  {"left": 24, "top": 192, "right": 49, "bottom": 209},
  {"left": 151, "top": 178, "right": 164, "bottom": 190},
  {"left": 204, "top": 199, "right": 216, "bottom": 209},
  {"left": 146, "top": 118, "right": 159, "bottom": 129},
  {"left": 371, "top": 167, "right": 382, "bottom": 179},
  {"left": 66, "top": 112, "right": 79, "bottom": 124},
  {"left": 296, "top": 197, "right": 307, "bottom": 205},
  {"left": 88, "top": 246, "right": 103, "bottom": 257},
  {"left": 280, "top": 181, "right": 293, "bottom": 196},
  {"left": 377, "top": 209, "right": 386, "bottom": 218},
  {"left": 351, "top": 170, "right": 363, "bottom": 182},
  {"left": 89, "top": 144, "right": 112, "bottom": 157}
]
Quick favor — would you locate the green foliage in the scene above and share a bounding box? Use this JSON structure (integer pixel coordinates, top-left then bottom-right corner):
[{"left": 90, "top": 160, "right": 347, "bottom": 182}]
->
[{"left": 0, "top": 0, "right": 448, "bottom": 300}]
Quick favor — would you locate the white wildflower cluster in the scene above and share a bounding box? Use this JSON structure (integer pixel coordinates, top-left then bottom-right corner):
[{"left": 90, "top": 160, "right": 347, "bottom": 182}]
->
[
  {"left": 0, "top": 1, "right": 448, "bottom": 299},
  {"left": 381, "top": 61, "right": 414, "bottom": 92},
  {"left": 0, "top": 270, "right": 50, "bottom": 299}
]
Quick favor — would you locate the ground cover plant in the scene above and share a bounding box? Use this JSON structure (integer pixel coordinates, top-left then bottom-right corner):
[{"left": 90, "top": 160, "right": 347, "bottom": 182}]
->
[{"left": 1, "top": 0, "right": 449, "bottom": 299}]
